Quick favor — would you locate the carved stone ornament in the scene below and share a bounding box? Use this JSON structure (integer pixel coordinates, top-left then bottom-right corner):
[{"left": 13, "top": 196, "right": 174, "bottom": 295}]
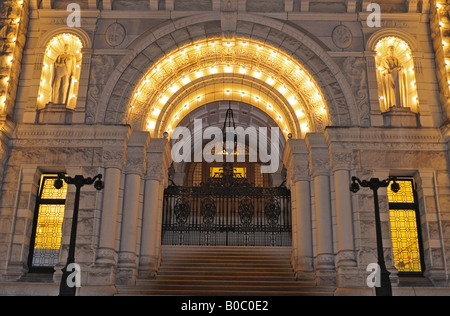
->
[
  {"left": 102, "top": 148, "right": 125, "bottom": 168},
  {"left": 105, "top": 23, "right": 126, "bottom": 47},
  {"left": 332, "top": 25, "right": 353, "bottom": 49}
]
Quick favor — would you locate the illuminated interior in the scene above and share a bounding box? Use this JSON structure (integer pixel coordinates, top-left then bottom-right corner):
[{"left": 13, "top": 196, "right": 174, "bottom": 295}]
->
[
  {"left": 37, "top": 34, "right": 83, "bottom": 109},
  {"left": 127, "top": 37, "right": 329, "bottom": 139},
  {"left": 210, "top": 167, "right": 246, "bottom": 178},
  {"left": 32, "top": 175, "right": 67, "bottom": 267},
  {"left": 387, "top": 179, "right": 422, "bottom": 273},
  {"left": 375, "top": 37, "right": 419, "bottom": 113}
]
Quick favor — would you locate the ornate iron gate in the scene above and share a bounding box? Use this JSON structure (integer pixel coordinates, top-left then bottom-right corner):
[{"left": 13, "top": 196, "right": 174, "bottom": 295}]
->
[{"left": 161, "top": 184, "right": 292, "bottom": 247}]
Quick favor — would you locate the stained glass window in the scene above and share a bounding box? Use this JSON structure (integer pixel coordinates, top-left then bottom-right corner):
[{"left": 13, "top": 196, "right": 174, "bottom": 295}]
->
[
  {"left": 388, "top": 178, "right": 423, "bottom": 273},
  {"left": 29, "top": 175, "right": 67, "bottom": 269}
]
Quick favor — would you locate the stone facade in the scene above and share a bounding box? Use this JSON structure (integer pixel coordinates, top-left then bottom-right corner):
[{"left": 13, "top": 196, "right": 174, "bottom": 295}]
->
[{"left": 0, "top": 0, "right": 449, "bottom": 296}]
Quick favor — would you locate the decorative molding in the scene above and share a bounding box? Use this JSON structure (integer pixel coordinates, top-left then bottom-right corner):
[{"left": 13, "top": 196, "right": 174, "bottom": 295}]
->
[{"left": 332, "top": 25, "right": 353, "bottom": 49}]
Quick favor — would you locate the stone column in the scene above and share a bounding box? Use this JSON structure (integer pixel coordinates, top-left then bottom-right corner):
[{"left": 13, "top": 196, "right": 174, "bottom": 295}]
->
[
  {"left": 139, "top": 178, "right": 162, "bottom": 279},
  {"left": 116, "top": 132, "right": 149, "bottom": 285},
  {"left": 283, "top": 139, "right": 314, "bottom": 281},
  {"left": 306, "top": 133, "right": 335, "bottom": 286},
  {"left": 91, "top": 145, "right": 126, "bottom": 286},
  {"left": 330, "top": 150, "right": 358, "bottom": 287},
  {"left": 293, "top": 179, "right": 314, "bottom": 280},
  {"left": 96, "top": 149, "right": 124, "bottom": 265},
  {"left": 138, "top": 138, "right": 172, "bottom": 279}
]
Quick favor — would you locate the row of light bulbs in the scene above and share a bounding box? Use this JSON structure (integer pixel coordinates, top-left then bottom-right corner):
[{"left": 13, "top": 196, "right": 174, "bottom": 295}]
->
[
  {"left": 132, "top": 38, "right": 327, "bottom": 138},
  {"left": 1, "top": 0, "right": 24, "bottom": 112},
  {"left": 436, "top": 2, "right": 450, "bottom": 88}
]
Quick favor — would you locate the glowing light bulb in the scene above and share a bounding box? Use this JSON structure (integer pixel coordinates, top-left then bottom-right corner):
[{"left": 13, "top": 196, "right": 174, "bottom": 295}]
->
[{"left": 296, "top": 109, "right": 304, "bottom": 117}]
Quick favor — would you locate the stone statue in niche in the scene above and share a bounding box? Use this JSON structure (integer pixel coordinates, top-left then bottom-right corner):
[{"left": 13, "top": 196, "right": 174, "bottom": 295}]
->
[
  {"left": 380, "top": 46, "right": 408, "bottom": 109},
  {"left": 51, "top": 43, "right": 76, "bottom": 105}
]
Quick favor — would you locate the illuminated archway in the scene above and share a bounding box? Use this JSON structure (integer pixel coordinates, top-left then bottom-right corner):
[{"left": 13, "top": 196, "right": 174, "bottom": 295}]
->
[{"left": 127, "top": 37, "right": 329, "bottom": 139}]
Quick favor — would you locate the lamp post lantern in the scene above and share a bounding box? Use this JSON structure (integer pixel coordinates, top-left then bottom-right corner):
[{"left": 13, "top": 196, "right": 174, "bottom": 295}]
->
[
  {"left": 55, "top": 173, "right": 104, "bottom": 296},
  {"left": 350, "top": 176, "right": 399, "bottom": 296}
]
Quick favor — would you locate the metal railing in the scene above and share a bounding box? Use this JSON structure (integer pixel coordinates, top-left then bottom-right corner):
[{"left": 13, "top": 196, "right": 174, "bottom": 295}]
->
[{"left": 161, "top": 185, "right": 292, "bottom": 247}]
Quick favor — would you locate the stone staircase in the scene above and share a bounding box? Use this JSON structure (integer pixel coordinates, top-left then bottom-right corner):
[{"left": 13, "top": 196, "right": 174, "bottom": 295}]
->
[{"left": 116, "top": 246, "right": 335, "bottom": 296}]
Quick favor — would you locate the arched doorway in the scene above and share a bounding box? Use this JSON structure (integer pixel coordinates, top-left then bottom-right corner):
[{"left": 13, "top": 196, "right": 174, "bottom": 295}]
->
[{"left": 161, "top": 101, "right": 292, "bottom": 246}]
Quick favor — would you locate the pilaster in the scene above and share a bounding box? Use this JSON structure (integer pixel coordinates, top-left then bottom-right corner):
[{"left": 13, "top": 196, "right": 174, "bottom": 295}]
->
[
  {"left": 116, "top": 132, "right": 150, "bottom": 286},
  {"left": 329, "top": 148, "right": 358, "bottom": 287},
  {"left": 305, "top": 133, "right": 335, "bottom": 286},
  {"left": 138, "top": 138, "right": 172, "bottom": 279},
  {"left": 283, "top": 139, "right": 314, "bottom": 281}
]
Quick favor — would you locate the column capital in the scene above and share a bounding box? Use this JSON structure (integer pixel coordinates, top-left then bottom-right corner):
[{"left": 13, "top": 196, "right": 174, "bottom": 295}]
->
[
  {"left": 124, "top": 131, "right": 150, "bottom": 175},
  {"left": 305, "top": 133, "right": 330, "bottom": 177},
  {"left": 145, "top": 138, "right": 172, "bottom": 183},
  {"left": 329, "top": 150, "right": 354, "bottom": 172},
  {"left": 283, "top": 139, "right": 310, "bottom": 185},
  {"left": 102, "top": 146, "right": 126, "bottom": 169}
]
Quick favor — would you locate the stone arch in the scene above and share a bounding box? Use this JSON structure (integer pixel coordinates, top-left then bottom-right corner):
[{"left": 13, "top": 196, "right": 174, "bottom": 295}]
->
[
  {"left": 94, "top": 13, "right": 361, "bottom": 132},
  {"left": 36, "top": 26, "right": 93, "bottom": 51},
  {"left": 366, "top": 28, "right": 419, "bottom": 53}
]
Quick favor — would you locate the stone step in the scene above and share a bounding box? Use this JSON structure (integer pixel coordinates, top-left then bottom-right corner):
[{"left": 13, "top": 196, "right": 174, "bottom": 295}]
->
[
  {"left": 116, "top": 246, "right": 335, "bottom": 296},
  {"left": 116, "top": 288, "right": 334, "bottom": 296}
]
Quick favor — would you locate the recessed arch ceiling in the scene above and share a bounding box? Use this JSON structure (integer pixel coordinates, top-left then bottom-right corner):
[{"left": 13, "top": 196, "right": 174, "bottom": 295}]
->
[{"left": 127, "top": 36, "right": 330, "bottom": 139}]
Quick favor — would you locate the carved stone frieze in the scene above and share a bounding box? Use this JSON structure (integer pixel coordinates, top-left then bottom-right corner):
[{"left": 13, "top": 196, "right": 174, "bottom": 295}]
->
[
  {"left": 86, "top": 55, "right": 116, "bottom": 124},
  {"left": 125, "top": 147, "right": 146, "bottom": 175},
  {"left": 102, "top": 147, "right": 126, "bottom": 169},
  {"left": 342, "top": 57, "right": 370, "bottom": 127},
  {"left": 330, "top": 150, "right": 353, "bottom": 170}
]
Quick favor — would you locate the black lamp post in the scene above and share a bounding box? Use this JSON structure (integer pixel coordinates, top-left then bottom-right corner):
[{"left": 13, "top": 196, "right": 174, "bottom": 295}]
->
[
  {"left": 55, "top": 173, "right": 104, "bottom": 296},
  {"left": 349, "top": 176, "right": 399, "bottom": 296}
]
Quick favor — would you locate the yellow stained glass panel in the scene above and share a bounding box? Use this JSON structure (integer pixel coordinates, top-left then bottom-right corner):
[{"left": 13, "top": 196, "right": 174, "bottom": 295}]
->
[
  {"left": 40, "top": 176, "right": 67, "bottom": 199},
  {"left": 34, "top": 175, "right": 67, "bottom": 251},
  {"left": 34, "top": 204, "right": 65, "bottom": 249},
  {"left": 387, "top": 180, "right": 414, "bottom": 203},
  {"left": 389, "top": 209, "right": 422, "bottom": 272}
]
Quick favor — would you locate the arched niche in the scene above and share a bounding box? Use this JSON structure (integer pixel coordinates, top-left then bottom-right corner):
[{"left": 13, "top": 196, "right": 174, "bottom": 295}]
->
[
  {"left": 37, "top": 33, "right": 83, "bottom": 109},
  {"left": 374, "top": 36, "right": 419, "bottom": 113}
]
